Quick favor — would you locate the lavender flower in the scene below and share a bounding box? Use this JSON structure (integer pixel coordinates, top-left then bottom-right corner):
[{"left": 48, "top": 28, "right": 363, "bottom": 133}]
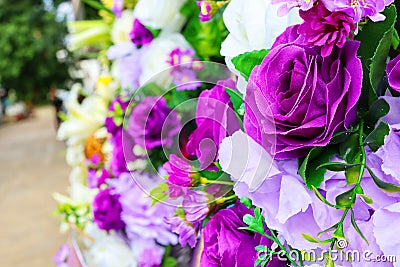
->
[
  {"left": 271, "top": 0, "right": 315, "bottom": 16},
  {"left": 197, "top": 1, "right": 212, "bottom": 22},
  {"left": 164, "top": 154, "right": 194, "bottom": 198},
  {"left": 164, "top": 215, "right": 198, "bottom": 248},
  {"left": 182, "top": 190, "right": 211, "bottom": 223},
  {"left": 387, "top": 53, "right": 400, "bottom": 93},
  {"left": 53, "top": 244, "right": 70, "bottom": 267}
]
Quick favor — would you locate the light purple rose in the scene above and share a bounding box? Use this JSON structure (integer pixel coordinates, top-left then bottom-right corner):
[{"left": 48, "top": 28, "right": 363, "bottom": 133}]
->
[
  {"left": 128, "top": 96, "right": 181, "bottom": 150},
  {"left": 186, "top": 79, "right": 241, "bottom": 169},
  {"left": 200, "top": 201, "right": 286, "bottom": 267},
  {"left": 245, "top": 28, "right": 362, "bottom": 159},
  {"left": 92, "top": 188, "right": 125, "bottom": 232},
  {"left": 386, "top": 53, "right": 400, "bottom": 93}
]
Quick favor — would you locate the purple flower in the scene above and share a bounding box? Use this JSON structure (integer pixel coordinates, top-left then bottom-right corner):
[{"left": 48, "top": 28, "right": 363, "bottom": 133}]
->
[
  {"left": 387, "top": 54, "right": 400, "bottom": 93},
  {"left": 321, "top": 0, "right": 394, "bottom": 22},
  {"left": 92, "top": 188, "right": 125, "bottom": 231},
  {"left": 186, "top": 80, "right": 241, "bottom": 169},
  {"left": 107, "top": 43, "right": 142, "bottom": 91},
  {"left": 197, "top": 1, "right": 212, "bottom": 22},
  {"left": 182, "top": 191, "right": 210, "bottom": 223},
  {"left": 137, "top": 240, "right": 164, "bottom": 267},
  {"left": 53, "top": 244, "right": 70, "bottom": 267},
  {"left": 164, "top": 154, "right": 194, "bottom": 198},
  {"left": 245, "top": 28, "right": 362, "bottom": 159},
  {"left": 129, "top": 19, "right": 153, "bottom": 46},
  {"left": 110, "top": 173, "right": 178, "bottom": 245},
  {"left": 109, "top": 129, "right": 140, "bottom": 176},
  {"left": 167, "top": 48, "right": 195, "bottom": 67},
  {"left": 271, "top": 0, "right": 315, "bottom": 16},
  {"left": 201, "top": 201, "right": 286, "bottom": 267},
  {"left": 298, "top": 3, "right": 356, "bottom": 57},
  {"left": 164, "top": 216, "right": 198, "bottom": 248},
  {"left": 128, "top": 96, "right": 181, "bottom": 150},
  {"left": 111, "top": 0, "right": 123, "bottom": 18},
  {"left": 88, "top": 167, "right": 110, "bottom": 189},
  {"left": 172, "top": 68, "right": 202, "bottom": 91},
  {"left": 105, "top": 96, "right": 129, "bottom": 136}
]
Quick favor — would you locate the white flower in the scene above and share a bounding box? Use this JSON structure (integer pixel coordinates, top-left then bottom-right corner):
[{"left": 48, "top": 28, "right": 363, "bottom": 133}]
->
[
  {"left": 111, "top": 10, "right": 135, "bottom": 44},
  {"left": 84, "top": 225, "right": 136, "bottom": 267},
  {"left": 134, "top": 0, "right": 187, "bottom": 32},
  {"left": 221, "top": 0, "right": 301, "bottom": 93},
  {"left": 139, "top": 33, "right": 191, "bottom": 88}
]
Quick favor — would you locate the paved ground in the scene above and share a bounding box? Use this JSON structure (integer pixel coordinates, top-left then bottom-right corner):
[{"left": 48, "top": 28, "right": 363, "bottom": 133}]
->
[{"left": 0, "top": 106, "right": 70, "bottom": 266}]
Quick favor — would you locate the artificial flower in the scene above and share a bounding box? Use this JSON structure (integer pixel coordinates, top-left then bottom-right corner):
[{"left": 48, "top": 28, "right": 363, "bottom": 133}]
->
[
  {"left": 127, "top": 96, "right": 181, "bottom": 150},
  {"left": 244, "top": 27, "right": 362, "bottom": 159}
]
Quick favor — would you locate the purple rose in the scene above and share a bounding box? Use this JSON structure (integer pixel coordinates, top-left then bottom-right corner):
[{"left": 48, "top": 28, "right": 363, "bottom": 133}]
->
[
  {"left": 201, "top": 201, "right": 286, "bottom": 267},
  {"left": 129, "top": 19, "right": 153, "bottom": 46},
  {"left": 128, "top": 96, "right": 181, "bottom": 150},
  {"left": 186, "top": 80, "right": 241, "bottom": 169},
  {"left": 92, "top": 188, "right": 125, "bottom": 231},
  {"left": 245, "top": 28, "right": 362, "bottom": 159},
  {"left": 386, "top": 53, "right": 400, "bottom": 92}
]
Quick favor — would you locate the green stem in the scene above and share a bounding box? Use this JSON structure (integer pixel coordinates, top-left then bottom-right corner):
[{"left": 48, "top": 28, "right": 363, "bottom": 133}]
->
[{"left": 200, "top": 177, "right": 235, "bottom": 186}]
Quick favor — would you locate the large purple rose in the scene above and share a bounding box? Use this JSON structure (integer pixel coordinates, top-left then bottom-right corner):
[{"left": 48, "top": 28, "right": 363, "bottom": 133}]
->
[
  {"left": 244, "top": 27, "right": 362, "bottom": 159},
  {"left": 127, "top": 96, "right": 181, "bottom": 150},
  {"left": 200, "top": 201, "right": 286, "bottom": 267},
  {"left": 186, "top": 79, "right": 241, "bottom": 169},
  {"left": 386, "top": 53, "right": 400, "bottom": 92},
  {"left": 92, "top": 188, "right": 125, "bottom": 231}
]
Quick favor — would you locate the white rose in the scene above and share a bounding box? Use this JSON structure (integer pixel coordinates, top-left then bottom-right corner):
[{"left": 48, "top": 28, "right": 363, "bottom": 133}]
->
[
  {"left": 134, "top": 0, "right": 187, "bottom": 32},
  {"left": 221, "top": 0, "right": 302, "bottom": 93},
  {"left": 111, "top": 10, "right": 135, "bottom": 44},
  {"left": 139, "top": 33, "right": 191, "bottom": 88}
]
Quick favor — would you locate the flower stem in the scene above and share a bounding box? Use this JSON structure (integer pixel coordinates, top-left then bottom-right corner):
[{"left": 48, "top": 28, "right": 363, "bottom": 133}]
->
[{"left": 200, "top": 177, "right": 235, "bottom": 186}]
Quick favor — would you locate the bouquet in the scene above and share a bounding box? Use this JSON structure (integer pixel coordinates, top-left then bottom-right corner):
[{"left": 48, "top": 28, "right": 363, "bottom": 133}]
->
[{"left": 54, "top": 0, "right": 400, "bottom": 266}]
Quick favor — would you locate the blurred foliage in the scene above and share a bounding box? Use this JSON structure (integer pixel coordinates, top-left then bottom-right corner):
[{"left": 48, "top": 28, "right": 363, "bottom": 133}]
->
[{"left": 0, "top": 0, "right": 73, "bottom": 103}]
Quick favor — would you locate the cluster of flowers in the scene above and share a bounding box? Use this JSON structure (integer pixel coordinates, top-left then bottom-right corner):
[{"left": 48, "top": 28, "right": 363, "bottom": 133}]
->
[{"left": 54, "top": 0, "right": 400, "bottom": 266}]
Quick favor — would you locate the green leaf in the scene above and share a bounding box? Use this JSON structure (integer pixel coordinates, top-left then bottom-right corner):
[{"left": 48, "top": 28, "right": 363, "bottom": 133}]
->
[
  {"left": 317, "top": 162, "right": 360, "bottom": 172},
  {"left": 82, "top": 0, "right": 114, "bottom": 15},
  {"left": 302, "top": 233, "right": 320, "bottom": 243},
  {"left": 240, "top": 196, "right": 253, "bottom": 209},
  {"left": 298, "top": 146, "right": 338, "bottom": 189},
  {"left": 149, "top": 183, "right": 170, "bottom": 206},
  {"left": 330, "top": 131, "right": 352, "bottom": 145},
  {"left": 311, "top": 185, "right": 339, "bottom": 209},
  {"left": 335, "top": 188, "right": 355, "bottom": 208},
  {"left": 345, "top": 165, "right": 360, "bottom": 185},
  {"left": 367, "top": 166, "right": 400, "bottom": 193},
  {"left": 162, "top": 257, "right": 177, "bottom": 267},
  {"left": 224, "top": 87, "right": 244, "bottom": 112},
  {"left": 339, "top": 134, "right": 360, "bottom": 164},
  {"left": 364, "top": 98, "right": 390, "bottom": 134},
  {"left": 350, "top": 209, "right": 369, "bottom": 245},
  {"left": 355, "top": 5, "right": 397, "bottom": 108},
  {"left": 392, "top": 28, "right": 400, "bottom": 49},
  {"left": 333, "top": 223, "right": 346, "bottom": 240},
  {"left": 231, "top": 49, "right": 269, "bottom": 80},
  {"left": 360, "top": 194, "right": 374, "bottom": 204},
  {"left": 364, "top": 121, "right": 390, "bottom": 151}
]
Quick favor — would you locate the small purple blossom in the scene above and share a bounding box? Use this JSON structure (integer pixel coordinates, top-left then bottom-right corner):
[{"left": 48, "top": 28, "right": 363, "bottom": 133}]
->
[
  {"left": 129, "top": 19, "right": 153, "bottom": 46},
  {"left": 271, "top": 0, "right": 315, "bottom": 16},
  {"left": 127, "top": 96, "right": 181, "bottom": 150},
  {"left": 321, "top": 0, "right": 395, "bottom": 22},
  {"left": 164, "top": 154, "right": 193, "bottom": 198},
  {"left": 92, "top": 188, "right": 125, "bottom": 232},
  {"left": 164, "top": 215, "right": 198, "bottom": 248},
  {"left": 167, "top": 48, "right": 195, "bottom": 67},
  {"left": 298, "top": 3, "right": 356, "bottom": 57},
  {"left": 88, "top": 167, "right": 110, "bottom": 189},
  {"left": 53, "top": 244, "right": 70, "bottom": 267},
  {"left": 111, "top": 0, "right": 123, "bottom": 18},
  {"left": 105, "top": 96, "right": 129, "bottom": 135},
  {"left": 182, "top": 191, "right": 211, "bottom": 223},
  {"left": 197, "top": 1, "right": 212, "bottom": 22},
  {"left": 172, "top": 68, "right": 202, "bottom": 91}
]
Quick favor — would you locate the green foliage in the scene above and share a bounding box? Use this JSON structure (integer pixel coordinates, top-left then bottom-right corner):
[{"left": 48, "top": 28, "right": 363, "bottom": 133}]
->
[
  {"left": 231, "top": 49, "right": 269, "bottom": 80},
  {"left": 298, "top": 146, "right": 338, "bottom": 189},
  {"left": 366, "top": 166, "right": 400, "bottom": 193},
  {"left": 149, "top": 182, "right": 170, "bottom": 205},
  {"left": 364, "top": 121, "right": 390, "bottom": 151},
  {"left": 355, "top": 5, "right": 397, "bottom": 108},
  {"left": 182, "top": 1, "right": 228, "bottom": 59},
  {"left": 0, "top": 0, "right": 72, "bottom": 103}
]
